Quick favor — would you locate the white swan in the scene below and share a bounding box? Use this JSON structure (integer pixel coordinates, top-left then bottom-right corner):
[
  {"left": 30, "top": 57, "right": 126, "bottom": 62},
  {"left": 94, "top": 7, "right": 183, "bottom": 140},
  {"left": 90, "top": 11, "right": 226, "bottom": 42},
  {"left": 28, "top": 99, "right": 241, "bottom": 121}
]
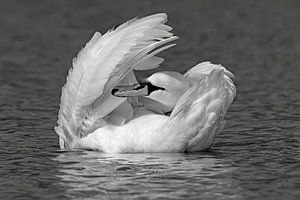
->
[{"left": 54, "top": 13, "right": 236, "bottom": 153}]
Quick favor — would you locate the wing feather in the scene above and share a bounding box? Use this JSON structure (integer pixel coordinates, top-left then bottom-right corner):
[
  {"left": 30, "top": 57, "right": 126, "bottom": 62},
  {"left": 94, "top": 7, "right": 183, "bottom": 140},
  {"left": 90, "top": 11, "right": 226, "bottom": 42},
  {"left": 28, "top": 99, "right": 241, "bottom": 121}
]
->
[
  {"left": 168, "top": 63, "right": 236, "bottom": 151},
  {"left": 184, "top": 61, "right": 236, "bottom": 108},
  {"left": 56, "top": 13, "right": 177, "bottom": 147}
]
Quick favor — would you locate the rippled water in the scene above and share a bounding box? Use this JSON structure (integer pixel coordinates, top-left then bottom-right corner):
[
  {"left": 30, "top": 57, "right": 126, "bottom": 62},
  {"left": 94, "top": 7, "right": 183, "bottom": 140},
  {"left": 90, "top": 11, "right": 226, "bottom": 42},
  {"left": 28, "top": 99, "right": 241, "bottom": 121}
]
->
[{"left": 1, "top": 0, "right": 299, "bottom": 199}]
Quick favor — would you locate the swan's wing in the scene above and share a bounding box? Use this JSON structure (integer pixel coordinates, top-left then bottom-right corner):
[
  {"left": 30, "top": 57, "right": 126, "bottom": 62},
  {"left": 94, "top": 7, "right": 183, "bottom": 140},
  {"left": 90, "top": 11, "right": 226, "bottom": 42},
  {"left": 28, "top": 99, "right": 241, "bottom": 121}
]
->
[
  {"left": 166, "top": 65, "right": 236, "bottom": 151},
  {"left": 55, "top": 13, "right": 178, "bottom": 148},
  {"left": 183, "top": 61, "right": 236, "bottom": 109}
]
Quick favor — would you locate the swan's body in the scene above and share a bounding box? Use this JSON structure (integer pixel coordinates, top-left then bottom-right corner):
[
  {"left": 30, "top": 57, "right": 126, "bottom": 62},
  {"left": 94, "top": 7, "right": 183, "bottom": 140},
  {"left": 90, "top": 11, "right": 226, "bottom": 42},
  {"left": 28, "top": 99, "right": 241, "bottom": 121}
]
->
[{"left": 55, "top": 13, "right": 236, "bottom": 153}]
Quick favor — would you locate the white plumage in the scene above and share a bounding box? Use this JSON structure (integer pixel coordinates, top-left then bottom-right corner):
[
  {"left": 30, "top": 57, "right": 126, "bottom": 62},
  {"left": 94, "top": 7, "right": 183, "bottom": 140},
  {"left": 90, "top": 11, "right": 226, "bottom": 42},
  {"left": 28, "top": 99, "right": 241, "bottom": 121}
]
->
[{"left": 55, "top": 13, "right": 236, "bottom": 153}]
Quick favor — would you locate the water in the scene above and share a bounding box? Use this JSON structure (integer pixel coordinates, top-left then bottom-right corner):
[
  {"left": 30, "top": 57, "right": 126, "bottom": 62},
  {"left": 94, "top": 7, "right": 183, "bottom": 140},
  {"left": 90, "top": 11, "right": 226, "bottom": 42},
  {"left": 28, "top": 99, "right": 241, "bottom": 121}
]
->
[{"left": 0, "top": 0, "right": 299, "bottom": 199}]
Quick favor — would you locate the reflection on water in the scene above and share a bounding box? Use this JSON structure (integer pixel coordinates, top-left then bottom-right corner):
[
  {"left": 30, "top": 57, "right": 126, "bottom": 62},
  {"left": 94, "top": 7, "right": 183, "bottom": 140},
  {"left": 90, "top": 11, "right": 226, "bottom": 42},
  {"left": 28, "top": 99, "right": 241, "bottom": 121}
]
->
[{"left": 54, "top": 151, "right": 241, "bottom": 200}]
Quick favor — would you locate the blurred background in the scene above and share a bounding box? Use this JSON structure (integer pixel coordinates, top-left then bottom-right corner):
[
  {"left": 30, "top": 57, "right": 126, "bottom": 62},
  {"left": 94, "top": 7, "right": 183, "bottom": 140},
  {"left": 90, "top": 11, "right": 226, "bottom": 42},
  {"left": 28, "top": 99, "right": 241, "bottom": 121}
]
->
[{"left": 0, "top": 0, "right": 299, "bottom": 199}]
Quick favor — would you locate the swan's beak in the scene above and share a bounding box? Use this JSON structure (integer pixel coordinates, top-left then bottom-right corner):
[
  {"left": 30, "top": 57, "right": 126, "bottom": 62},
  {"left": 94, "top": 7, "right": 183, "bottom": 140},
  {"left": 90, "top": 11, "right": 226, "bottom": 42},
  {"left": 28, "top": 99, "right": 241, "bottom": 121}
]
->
[{"left": 112, "top": 84, "right": 148, "bottom": 97}]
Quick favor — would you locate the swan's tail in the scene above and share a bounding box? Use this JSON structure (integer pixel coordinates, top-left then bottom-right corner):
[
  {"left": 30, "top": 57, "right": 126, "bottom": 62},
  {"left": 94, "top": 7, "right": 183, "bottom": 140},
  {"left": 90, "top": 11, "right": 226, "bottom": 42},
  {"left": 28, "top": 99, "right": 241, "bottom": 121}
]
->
[{"left": 167, "top": 63, "right": 236, "bottom": 152}]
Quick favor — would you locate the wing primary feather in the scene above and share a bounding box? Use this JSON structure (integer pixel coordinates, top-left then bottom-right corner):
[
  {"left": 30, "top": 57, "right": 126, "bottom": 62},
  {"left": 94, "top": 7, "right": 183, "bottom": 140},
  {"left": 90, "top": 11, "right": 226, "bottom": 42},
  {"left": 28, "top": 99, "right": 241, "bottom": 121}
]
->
[
  {"left": 115, "top": 36, "right": 178, "bottom": 80},
  {"left": 55, "top": 13, "right": 177, "bottom": 144}
]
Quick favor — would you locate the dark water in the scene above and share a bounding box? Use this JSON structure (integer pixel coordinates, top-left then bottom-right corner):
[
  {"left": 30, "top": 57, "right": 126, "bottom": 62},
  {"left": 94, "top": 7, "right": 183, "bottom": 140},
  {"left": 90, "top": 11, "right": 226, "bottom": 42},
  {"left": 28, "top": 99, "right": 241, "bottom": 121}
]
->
[{"left": 0, "top": 0, "right": 299, "bottom": 199}]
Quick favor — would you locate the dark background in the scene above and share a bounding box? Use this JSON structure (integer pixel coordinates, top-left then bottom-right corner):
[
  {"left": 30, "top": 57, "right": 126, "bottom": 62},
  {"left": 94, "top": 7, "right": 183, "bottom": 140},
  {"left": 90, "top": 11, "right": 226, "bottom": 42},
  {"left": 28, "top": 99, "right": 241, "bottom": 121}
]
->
[{"left": 0, "top": 0, "right": 299, "bottom": 199}]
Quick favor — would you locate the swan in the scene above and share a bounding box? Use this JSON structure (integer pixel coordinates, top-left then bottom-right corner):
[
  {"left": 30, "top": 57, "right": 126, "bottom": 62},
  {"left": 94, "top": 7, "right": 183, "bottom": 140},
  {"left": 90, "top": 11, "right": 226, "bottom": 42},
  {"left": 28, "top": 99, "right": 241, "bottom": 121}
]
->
[{"left": 54, "top": 13, "right": 236, "bottom": 153}]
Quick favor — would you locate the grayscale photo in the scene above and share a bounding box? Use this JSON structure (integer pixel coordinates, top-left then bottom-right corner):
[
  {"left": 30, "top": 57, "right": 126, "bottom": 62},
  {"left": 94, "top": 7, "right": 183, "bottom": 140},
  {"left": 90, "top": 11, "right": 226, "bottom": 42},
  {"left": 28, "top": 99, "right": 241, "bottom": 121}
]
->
[{"left": 0, "top": 0, "right": 299, "bottom": 199}]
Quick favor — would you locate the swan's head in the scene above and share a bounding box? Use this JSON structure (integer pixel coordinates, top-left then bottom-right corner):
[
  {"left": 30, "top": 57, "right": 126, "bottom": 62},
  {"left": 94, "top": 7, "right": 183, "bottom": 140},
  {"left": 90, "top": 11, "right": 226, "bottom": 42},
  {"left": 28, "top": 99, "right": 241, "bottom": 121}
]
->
[{"left": 112, "top": 71, "right": 190, "bottom": 112}]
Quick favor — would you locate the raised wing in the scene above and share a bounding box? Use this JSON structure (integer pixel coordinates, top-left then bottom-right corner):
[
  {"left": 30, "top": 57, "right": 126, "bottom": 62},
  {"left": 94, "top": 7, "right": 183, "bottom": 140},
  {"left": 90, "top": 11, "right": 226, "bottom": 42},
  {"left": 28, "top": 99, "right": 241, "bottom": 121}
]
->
[
  {"left": 183, "top": 61, "right": 236, "bottom": 110},
  {"left": 55, "top": 13, "right": 178, "bottom": 148},
  {"left": 168, "top": 62, "right": 236, "bottom": 151}
]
